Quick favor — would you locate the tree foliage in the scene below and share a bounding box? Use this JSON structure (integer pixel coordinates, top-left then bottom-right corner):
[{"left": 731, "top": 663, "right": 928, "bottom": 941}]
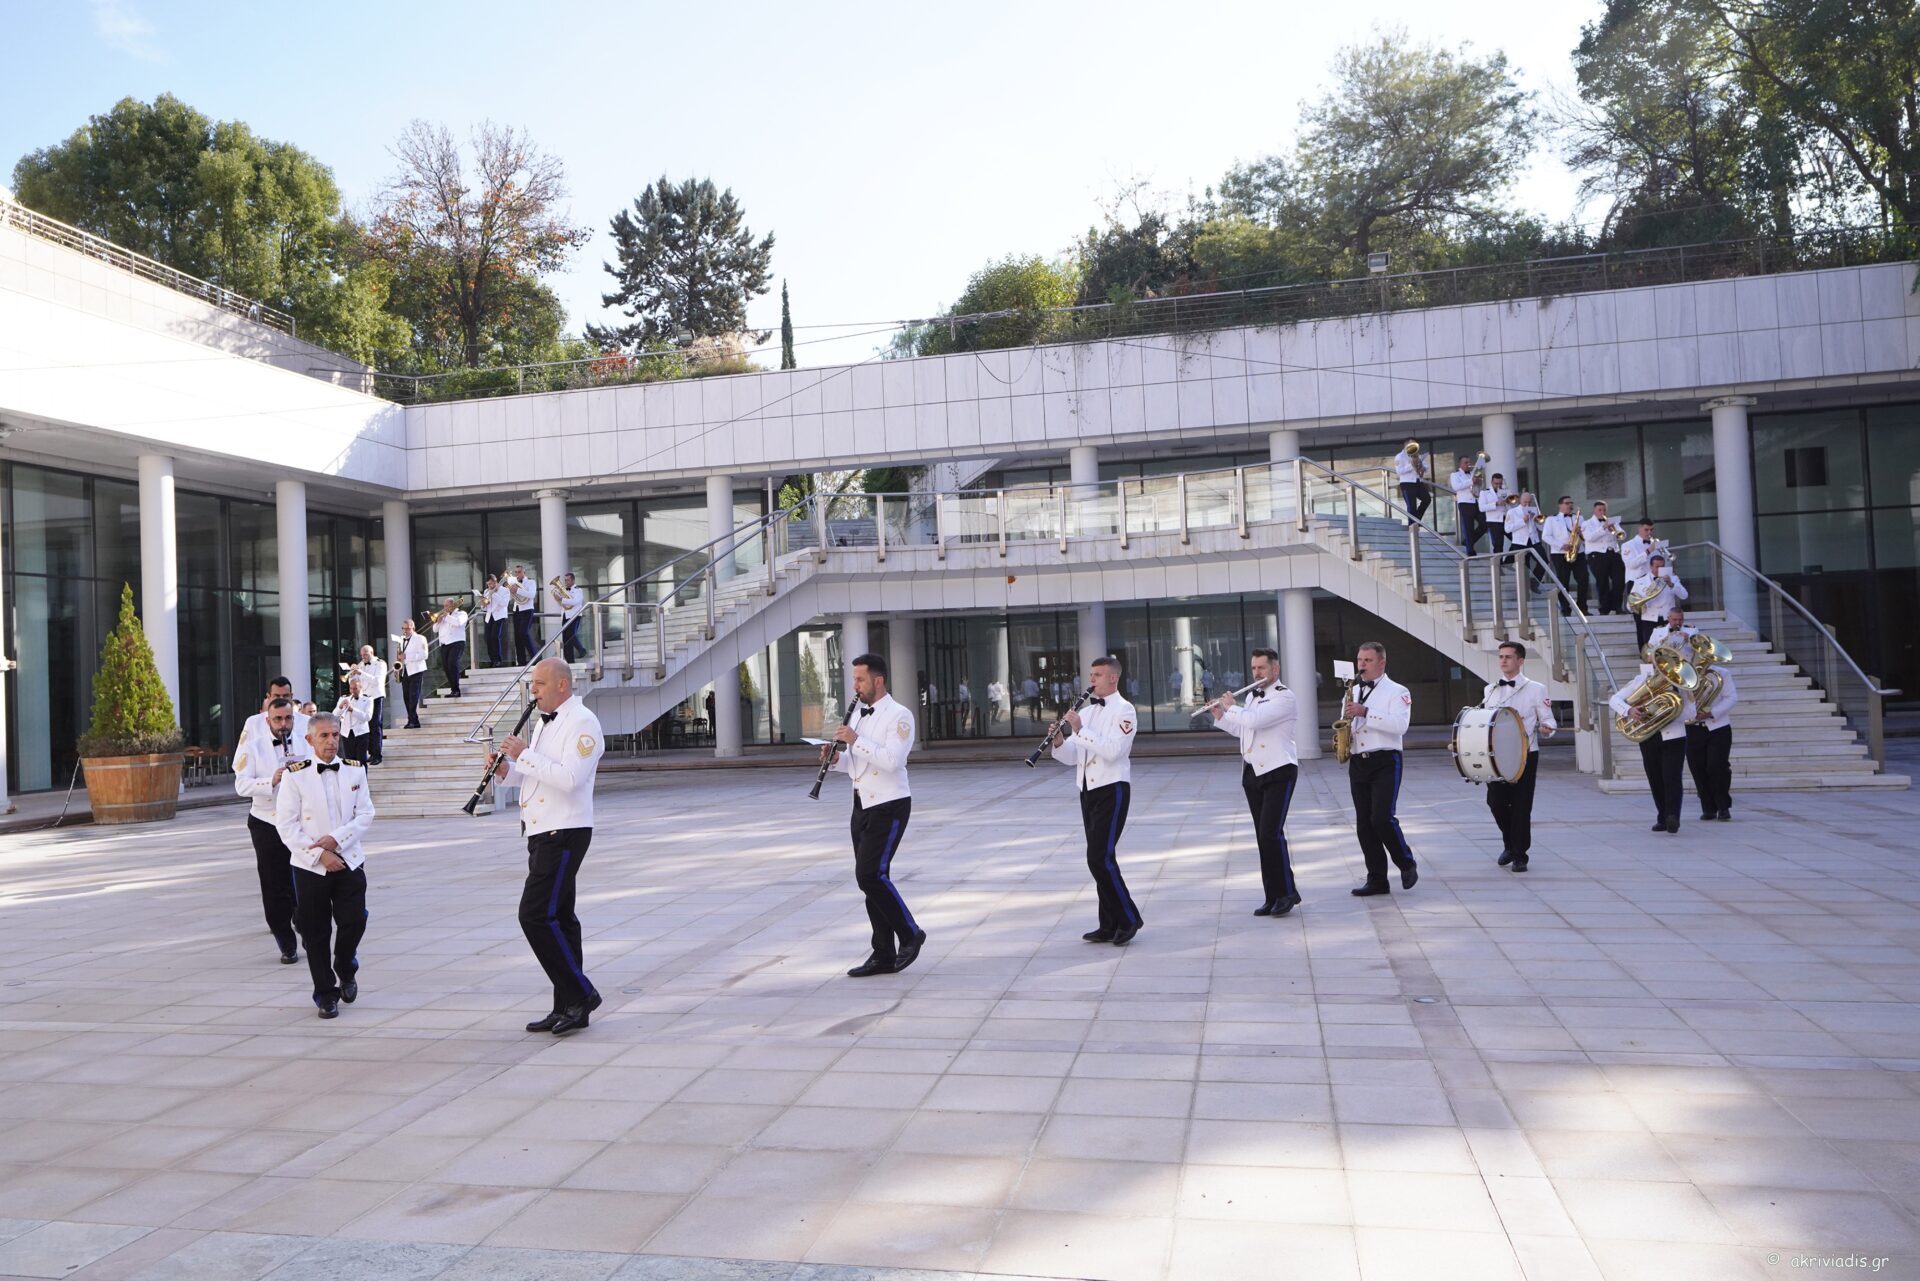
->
[
  {"left": 10, "top": 94, "right": 409, "bottom": 364},
  {"left": 780, "top": 279, "right": 796, "bottom": 369},
  {"left": 588, "top": 176, "right": 775, "bottom": 352},
  {"left": 365, "top": 121, "right": 589, "bottom": 369},
  {"left": 895, "top": 254, "right": 1078, "bottom": 357},
  {"left": 79, "top": 584, "right": 182, "bottom": 757}
]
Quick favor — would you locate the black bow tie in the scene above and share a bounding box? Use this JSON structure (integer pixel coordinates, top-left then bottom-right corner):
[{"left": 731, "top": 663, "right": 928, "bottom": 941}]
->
[
  {"left": 858, "top": 704, "right": 874, "bottom": 717},
  {"left": 540, "top": 710, "right": 558, "bottom": 724},
  {"left": 1088, "top": 696, "right": 1106, "bottom": 706},
  {"left": 1251, "top": 689, "right": 1266, "bottom": 699},
  {"left": 1359, "top": 680, "right": 1376, "bottom": 692},
  {"left": 271, "top": 736, "right": 289, "bottom": 747},
  {"left": 316, "top": 761, "right": 340, "bottom": 774}
]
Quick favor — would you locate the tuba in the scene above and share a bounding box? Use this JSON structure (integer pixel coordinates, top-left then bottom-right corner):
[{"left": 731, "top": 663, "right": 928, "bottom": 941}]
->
[
  {"left": 1331, "top": 675, "right": 1359, "bottom": 764},
  {"left": 1614, "top": 643, "right": 1701, "bottom": 743},
  {"left": 1469, "top": 451, "right": 1489, "bottom": 496},
  {"left": 1687, "top": 632, "right": 1732, "bottom": 722}
]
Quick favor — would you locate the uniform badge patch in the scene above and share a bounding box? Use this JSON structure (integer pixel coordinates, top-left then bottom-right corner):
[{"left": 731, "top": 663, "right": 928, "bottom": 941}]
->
[
  {"left": 576, "top": 734, "right": 596, "bottom": 758},
  {"left": 1119, "top": 719, "right": 1134, "bottom": 734},
  {"left": 896, "top": 719, "right": 911, "bottom": 740},
  {"left": 235, "top": 752, "right": 247, "bottom": 771}
]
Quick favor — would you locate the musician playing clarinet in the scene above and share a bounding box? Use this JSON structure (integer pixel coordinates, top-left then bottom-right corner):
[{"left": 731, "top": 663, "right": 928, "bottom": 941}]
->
[
  {"left": 1052, "top": 656, "right": 1143, "bottom": 945},
  {"left": 1209, "top": 648, "right": 1301, "bottom": 917}
]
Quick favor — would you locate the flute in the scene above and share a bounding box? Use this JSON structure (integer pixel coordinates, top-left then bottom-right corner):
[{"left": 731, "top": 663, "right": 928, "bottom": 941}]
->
[
  {"left": 1025, "top": 685, "right": 1095, "bottom": 767},
  {"left": 1191, "top": 677, "right": 1277, "bottom": 723},
  {"left": 464, "top": 697, "right": 539, "bottom": 816},
  {"left": 809, "top": 699, "right": 859, "bottom": 799}
]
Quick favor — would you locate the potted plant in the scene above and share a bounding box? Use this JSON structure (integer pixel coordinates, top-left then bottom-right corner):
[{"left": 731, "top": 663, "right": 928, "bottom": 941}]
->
[{"left": 78, "top": 583, "right": 185, "bottom": 823}]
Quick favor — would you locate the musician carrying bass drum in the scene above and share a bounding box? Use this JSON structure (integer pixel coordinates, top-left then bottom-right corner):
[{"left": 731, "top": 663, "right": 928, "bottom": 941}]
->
[{"left": 1451, "top": 640, "right": 1557, "bottom": 872}]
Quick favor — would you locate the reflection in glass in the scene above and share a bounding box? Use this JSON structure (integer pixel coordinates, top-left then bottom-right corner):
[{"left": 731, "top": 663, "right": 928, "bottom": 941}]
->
[{"left": 1754, "top": 411, "right": 1866, "bottom": 513}]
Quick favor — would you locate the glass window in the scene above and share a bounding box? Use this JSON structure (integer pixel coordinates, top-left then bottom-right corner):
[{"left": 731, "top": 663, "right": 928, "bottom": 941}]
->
[
  {"left": 413, "top": 513, "right": 484, "bottom": 609},
  {"left": 1871, "top": 506, "right": 1920, "bottom": 570},
  {"left": 11, "top": 464, "right": 91, "bottom": 579},
  {"left": 567, "top": 502, "right": 632, "bottom": 595},
  {"left": 307, "top": 516, "right": 336, "bottom": 600},
  {"left": 228, "top": 499, "right": 277, "bottom": 592},
  {"left": 485, "top": 508, "right": 542, "bottom": 586},
  {"left": 920, "top": 613, "right": 1010, "bottom": 739},
  {"left": 1754, "top": 410, "right": 1866, "bottom": 513},
  {"left": 1868, "top": 404, "right": 1920, "bottom": 508},
  {"left": 637, "top": 496, "right": 707, "bottom": 600},
  {"left": 1007, "top": 611, "right": 1075, "bottom": 739},
  {"left": 93, "top": 478, "right": 140, "bottom": 589},
  {"left": 178, "top": 492, "right": 223, "bottom": 589},
  {"left": 1758, "top": 510, "right": 1871, "bottom": 574},
  {"left": 1641, "top": 419, "right": 1717, "bottom": 524},
  {"left": 1533, "top": 424, "right": 1643, "bottom": 520}
]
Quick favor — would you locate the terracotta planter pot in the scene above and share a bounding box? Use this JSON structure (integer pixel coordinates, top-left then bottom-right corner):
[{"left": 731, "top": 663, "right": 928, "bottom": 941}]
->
[{"left": 81, "top": 752, "right": 184, "bottom": 824}]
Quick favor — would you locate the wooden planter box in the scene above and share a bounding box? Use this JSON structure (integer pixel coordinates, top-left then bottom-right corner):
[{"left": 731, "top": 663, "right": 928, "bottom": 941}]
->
[{"left": 81, "top": 752, "right": 184, "bottom": 824}]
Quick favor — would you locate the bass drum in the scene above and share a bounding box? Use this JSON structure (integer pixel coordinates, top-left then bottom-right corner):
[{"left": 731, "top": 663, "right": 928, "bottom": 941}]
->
[{"left": 1450, "top": 706, "right": 1528, "bottom": 785}]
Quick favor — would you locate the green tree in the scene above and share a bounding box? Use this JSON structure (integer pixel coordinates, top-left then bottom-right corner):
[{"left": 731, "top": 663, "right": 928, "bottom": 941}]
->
[
  {"left": 366, "top": 120, "right": 590, "bottom": 369},
  {"left": 588, "top": 176, "right": 775, "bottom": 351},
  {"left": 10, "top": 94, "right": 408, "bottom": 364},
  {"left": 896, "top": 254, "right": 1078, "bottom": 357},
  {"left": 780, "top": 279, "right": 796, "bottom": 369},
  {"left": 79, "top": 584, "right": 182, "bottom": 757}
]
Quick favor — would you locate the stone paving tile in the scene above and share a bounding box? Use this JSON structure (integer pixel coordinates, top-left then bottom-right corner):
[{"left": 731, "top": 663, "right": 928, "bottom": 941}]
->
[{"left": 4, "top": 757, "right": 1920, "bottom": 1279}]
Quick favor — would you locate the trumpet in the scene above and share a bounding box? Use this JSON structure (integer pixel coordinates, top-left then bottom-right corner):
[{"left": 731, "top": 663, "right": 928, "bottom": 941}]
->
[
  {"left": 1191, "top": 677, "right": 1280, "bottom": 724},
  {"left": 1026, "top": 685, "right": 1095, "bottom": 767}
]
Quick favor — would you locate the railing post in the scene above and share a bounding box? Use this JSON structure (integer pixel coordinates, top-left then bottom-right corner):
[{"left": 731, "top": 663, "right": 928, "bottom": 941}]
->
[
  {"left": 590, "top": 605, "right": 605, "bottom": 682},
  {"left": 1549, "top": 605, "right": 1569, "bottom": 683},
  {"left": 1407, "top": 523, "right": 1426, "bottom": 603},
  {"left": 935, "top": 492, "right": 947, "bottom": 561},
  {"left": 1178, "top": 473, "right": 1190, "bottom": 545},
  {"left": 876, "top": 494, "right": 887, "bottom": 563},
  {"left": 1516, "top": 555, "right": 1535, "bottom": 640},
  {"left": 1459, "top": 560, "right": 1475, "bottom": 641},
  {"left": 1118, "top": 481, "right": 1130, "bottom": 549},
  {"left": 1058, "top": 488, "right": 1069, "bottom": 554},
  {"left": 1294, "top": 457, "right": 1308, "bottom": 533},
  {"left": 997, "top": 490, "right": 1008, "bottom": 558},
  {"left": 655, "top": 604, "right": 666, "bottom": 677},
  {"left": 1769, "top": 590, "right": 1783, "bottom": 649},
  {"left": 622, "top": 602, "right": 634, "bottom": 680},
  {"left": 1345, "top": 484, "right": 1360, "bottom": 561},
  {"left": 1490, "top": 558, "right": 1505, "bottom": 638},
  {"left": 705, "top": 571, "right": 717, "bottom": 641},
  {"left": 813, "top": 492, "right": 828, "bottom": 561},
  {"left": 1235, "top": 467, "right": 1249, "bottom": 539},
  {"left": 1869, "top": 688, "right": 1886, "bottom": 772}
]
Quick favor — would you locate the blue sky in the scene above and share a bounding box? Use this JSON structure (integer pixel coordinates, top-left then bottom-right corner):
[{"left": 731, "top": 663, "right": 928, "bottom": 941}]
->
[{"left": 3, "top": 0, "right": 1602, "bottom": 366}]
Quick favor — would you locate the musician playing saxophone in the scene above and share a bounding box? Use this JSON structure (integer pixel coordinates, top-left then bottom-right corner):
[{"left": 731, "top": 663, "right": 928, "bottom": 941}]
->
[
  {"left": 1609, "top": 653, "right": 1696, "bottom": 834},
  {"left": 1345, "top": 642, "right": 1418, "bottom": 897},
  {"left": 1542, "top": 496, "right": 1590, "bottom": 617},
  {"left": 1482, "top": 642, "right": 1557, "bottom": 874},
  {"left": 1208, "top": 647, "right": 1301, "bottom": 917}
]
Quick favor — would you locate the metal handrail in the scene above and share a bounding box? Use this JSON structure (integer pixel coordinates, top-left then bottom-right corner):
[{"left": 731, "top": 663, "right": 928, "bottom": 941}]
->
[
  {"left": 1665, "top": 541, "right": 1897, "bottom": 696},
  {"left": 1, "top": 194, "right": 297, "bottom": 335}
]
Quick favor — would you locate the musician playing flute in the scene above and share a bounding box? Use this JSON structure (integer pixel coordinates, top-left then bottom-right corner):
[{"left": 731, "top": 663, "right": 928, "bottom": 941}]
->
[
  {"left": 1052, "top": 656, "right": 1143, "bottom": 945},
  {"left": 1208, "top": 647, "right": 1301, "bottom": 917}
]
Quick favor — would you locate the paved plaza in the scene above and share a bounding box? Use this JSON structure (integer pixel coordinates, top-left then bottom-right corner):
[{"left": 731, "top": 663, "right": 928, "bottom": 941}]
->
[{"left": 1, "top": 753, "right": 1917, "bottom": 1280}]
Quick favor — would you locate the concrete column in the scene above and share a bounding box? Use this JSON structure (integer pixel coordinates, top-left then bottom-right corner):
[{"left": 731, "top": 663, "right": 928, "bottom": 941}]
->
[
  {"left": 382, "top": 499, "right": 411, "bottom": 708},
  {"left": 1077, "top": 604, "right": 1107, "bottom": 673},
  {"left": 774, "top": 632, "right": 802, "bottom": 743},
  {"left": 136, "top": 455, "right": 180, "bottom": 717},
  {"left": 888, "top": 617, "right": 918, "bottom": 718},
  {"left": 1068, "top": 445, "right": 1100, "bottom": 491},
  {"left": 1281, "top": 588, "right": 1320, "bottom": 759},
  {"left": 1482, "top": 413, "right": 1517, "bottom": 495},
  {"left": 840, "top": 613, "right": 870, "bottom": 715},
  {"left": 705, "top": 476, "right": 741, "bottom": 757},
  {"left": 1706, "top": 396, "right": 1760, "bottom": 629},
  {"left": 1269, "top": 428, "right": 1301, "bottom": 519},
  {"left": 275, "top": 480, "right": 310, "bottom": 699},
  {"left": 537, "top": 488, "right": 571, "bottom": 648},
  {"left": 1172, "top": 615, "right": 1194, "bottom": 707}
]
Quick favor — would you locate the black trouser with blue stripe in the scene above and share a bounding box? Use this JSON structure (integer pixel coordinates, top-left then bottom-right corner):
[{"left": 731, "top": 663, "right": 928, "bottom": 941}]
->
[
  {"left": 852, "top": 796, "right": 916, "bottom": 963},
  {"left": 1080, "top": 781, "right": 1142, "bottom": 933},
  {"left": 520, "top": 827, "right": 597, "bottom": 1012},
  {"left": 1350, "top": 750, "right": 1417, "bottom": 886},
  {"left": 1243, "top": 762, "right": 1299, "bottom": 905}
]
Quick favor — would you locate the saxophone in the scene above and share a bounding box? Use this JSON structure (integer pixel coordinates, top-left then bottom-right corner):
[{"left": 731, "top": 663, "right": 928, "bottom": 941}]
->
[{"left": 1331, "top": 677, "right": 1359, "bottom": 764}]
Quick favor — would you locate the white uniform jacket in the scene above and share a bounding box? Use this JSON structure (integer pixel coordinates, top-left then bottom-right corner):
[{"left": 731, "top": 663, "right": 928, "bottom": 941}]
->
[
  {"left": 432, "top": 609, "right": 469, "bottom": 648},
  {"left": 506, "top": 695, "right": 606, "bottom": 836},
  {"left": 1392, "top": 449, "right": 1425, "bottom": 484},
  {"left": 1052, "top": 693, "right": 1137, "bottom": 790},
  {"left": 274, "top": 758, "right": 374, "bottom": 873},
  {"left": 832, "top": 693, "right": 914, "bottom": 807},
  {"left": 562, "top": 587, "right": 586, "bottom": 623},
  {"left": 1482, "top": 674, "right": 1557, "bottom": 750},
  {"left": 1621, "top": 537, "right": 1666, "bottom": 581},
  {"left": 1447, "top": 468, "right": 1476, "bottom": 504},
  {"left": 1347, "top": 675, "right": 1412, "bottom": 755},
  {"left": 1609, "top": 667, "right": 1696, "bottom": 743},
  {"left": 1479, "top": 487, "right": 1510, "bottom": 521},
  {"left": 360, "top": 657, "right": 389, "bottom": 701},
  {"left": 1543, "top": 513, "right": 1582, "bottom": 558},
  {"left": 1582, "top": 515, "right": 1623, "bottom": 554},
  {"left": 335, "top": 691, "right": 374, "bottom": 738},
  {"left": 1646, "top": 623, "right": 1699, "bottom": 653},
  {"left": 485, "top": 587, "right": 512, "bottom": 622},
  {"left": 1505, "top": 506, "right": 1542, "bottom": 545},
  {"left": 1692, "top": 667, "right": 1739, "bottom": 732},
  {"left": 233, "top": 723, "right": 311, "bottom": 821},
  {"left": 510, "top": 578, "right": 535, "bottom": 613},
  {"left": 1215, "top": 685, "right": 1299, "bottom": 775},
  {"left": 1630, "top": 571, "right": 1689, "bottom": 621},
  {"left": 394, "top": 633, "right": 428, "bottom": 677}
]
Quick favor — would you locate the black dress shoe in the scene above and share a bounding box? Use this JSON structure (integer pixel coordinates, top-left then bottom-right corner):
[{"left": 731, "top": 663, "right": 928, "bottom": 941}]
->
[
  {"left": 847, "top": 955, "right": 895, "bottom": 977},
  {"left": 1666, "top": 815, "right": 1681, "bottom": 833},
  {"left": 525, "top": 1011, "right": 563, "bottom": 1033},
  {"left": 550, "top": 992, "right": 603, "bottom": 1035},
  {"left": 1399, "top": 863, "right": 1419, "bottom": 891},
  {"left": 1496, "top": 851, "right": 1514, "bottom": 867},
  {"left": 1111, "top": 926, "right": 1138, "bottom": 946},
  {"left": 1700, "top": 811, "right": 1716, "bottom": 822},
  {"left": 1351, "top": 881, "right": 1391, "bottom": 897},
  {"left": 340, "top": 980, "right": 358, "bottom": 1004},
  {"left": 1253, "top": 900, "right": 1276, "bottom": 917},
  {"left": 1511, "top": 857, "right": 1529, "bottom": 873},
  {"left": 279, "top": 950, "right": 297, "bottom": 965},
  {"left": 1651, "top": 818, "right": 1667, "bottom": 831},
  {"left": 1716, "top": 809, "right": 1732, "bottom": 821},
  {"left": 1082, "top": 928, "right": 1114, "bottom": 942},
  {"left": 1270, "top": 896, "right": 1296, "bottom": 917},
  {"left": 893, "top": 929, "right": 927, "bottom": 972},
  {"left": 317, "top": 998, "right": 339, "bottom": 1019}
]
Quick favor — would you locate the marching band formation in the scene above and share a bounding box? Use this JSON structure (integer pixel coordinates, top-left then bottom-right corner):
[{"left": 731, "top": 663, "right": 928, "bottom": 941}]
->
[{"left": 225, "top": 448, "right": 1743, "bottom": 1027}]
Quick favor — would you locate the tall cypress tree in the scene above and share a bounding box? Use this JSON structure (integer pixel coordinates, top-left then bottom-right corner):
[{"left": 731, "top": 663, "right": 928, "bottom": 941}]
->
[{"left": 780, "top": 280, "right": 796, "bottom": 369}]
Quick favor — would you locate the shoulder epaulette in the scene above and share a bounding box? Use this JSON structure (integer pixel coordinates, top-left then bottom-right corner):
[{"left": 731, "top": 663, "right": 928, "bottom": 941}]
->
[
  {"left": 343, "top": 761, "right": 364, "bottom": 769},
  {"left": 286, "top": 759, "right": 312, "bottom": 772}
]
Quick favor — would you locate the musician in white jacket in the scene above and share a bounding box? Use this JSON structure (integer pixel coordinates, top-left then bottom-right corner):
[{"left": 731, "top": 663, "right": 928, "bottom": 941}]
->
[
  {"left": 559, "top": 572, "right": 587, "bottom": 663},
  {"left": 393, "top": 619, "right": 428, "bottom": 729},
  {"left": 822, "top": 653, "right": 925, "bottom": 977},
  {"left": 1345, "top": 642, "right": 1419, "bottom": 896},
  {"left": 274, "top": 713, "right": 375, "bottom": 1018},
  {"left": 492, "top": 657, "right": 608, "bottom": 1033},
  {"left": 233, "top": 693, "right": 308, "bottom": 964},
  {"left": 1053, "top": 656, "right": 1144, "bottom": 944},
  {"left": 1481, "top": 641, "right": 1557, "bottom": 873},
  {"left": 1210, "top": 647, "right": 1301, "bottom": 917},
  {"left": 334, "top": 675, "right": 375, "bottom": 765},
  {"left": 1685, "top": 661, "right": 1739, "bottom": 824},
  {"left": 1609, "top": 663, "right": 1695, "bottom": 834},
  {"left": 1629, "top": 554, "right": 1688, "bottom": 651}
]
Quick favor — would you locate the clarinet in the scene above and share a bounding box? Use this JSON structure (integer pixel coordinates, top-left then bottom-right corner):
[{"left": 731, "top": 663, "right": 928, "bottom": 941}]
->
[
  {"left": 809, "top": 699, "right": 859, "bottom": 799},
  {"left": 463, "top": 697, "right": 539, "bottom": 816},
  {"left": 1025, "top": 685, "right": 1096, "bottom": 767}
]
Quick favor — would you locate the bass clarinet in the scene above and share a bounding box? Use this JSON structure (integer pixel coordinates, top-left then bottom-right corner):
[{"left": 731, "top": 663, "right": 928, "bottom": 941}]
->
[
  {"left": 809, "top": 699, "right": 859, "bottom": 799},
  {"left": 1025, "top": 685, "right": 1095, "bottom": 767},
  {"left": 464, "top": 696, "right": 539, "bottom": 816}
]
